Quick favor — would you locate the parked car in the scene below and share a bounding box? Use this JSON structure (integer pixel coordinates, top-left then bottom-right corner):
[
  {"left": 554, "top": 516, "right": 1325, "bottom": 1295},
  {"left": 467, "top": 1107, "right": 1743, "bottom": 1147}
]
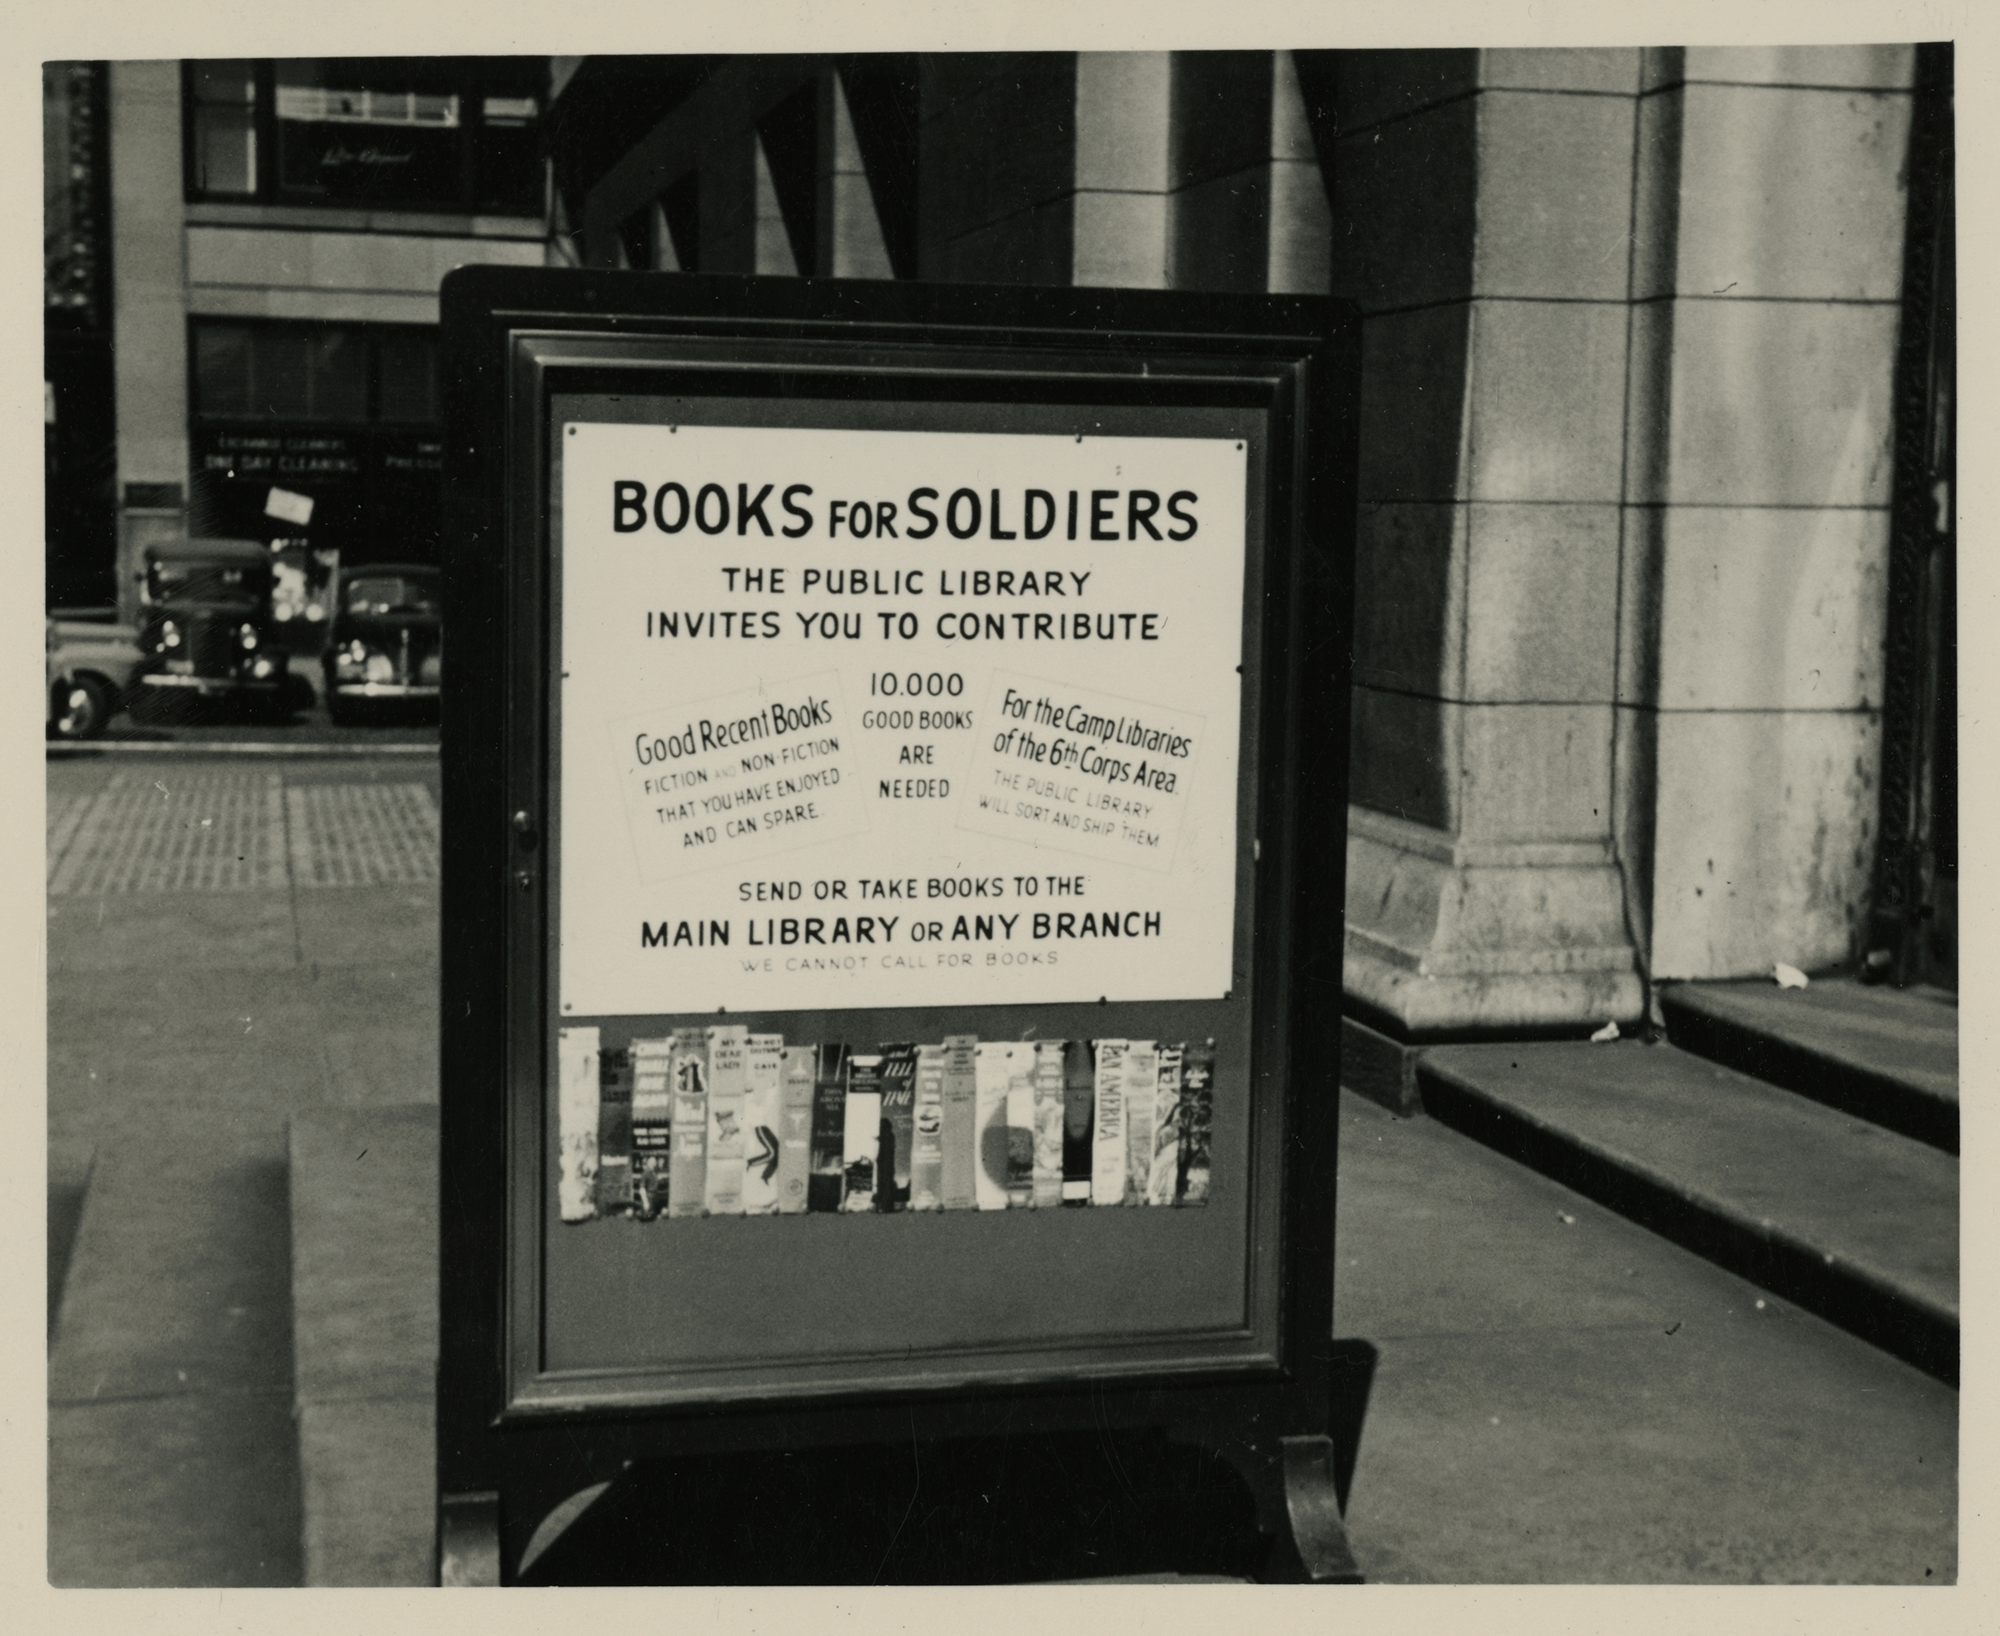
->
[
  {"left": 321, "top": 564, "right": 441, "bottom": 725},
  {"left": 131, "top": 538, "right": 290, "bottom": 720},
  {"left": 46, "top": 609, "right": 144, "bottom": 740}
]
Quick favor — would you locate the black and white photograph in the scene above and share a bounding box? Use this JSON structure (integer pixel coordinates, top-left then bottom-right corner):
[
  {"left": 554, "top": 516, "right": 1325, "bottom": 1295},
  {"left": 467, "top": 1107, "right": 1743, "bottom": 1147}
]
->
[{"left": 30, "top": 0, "right": 1980, "bottom": 1611}]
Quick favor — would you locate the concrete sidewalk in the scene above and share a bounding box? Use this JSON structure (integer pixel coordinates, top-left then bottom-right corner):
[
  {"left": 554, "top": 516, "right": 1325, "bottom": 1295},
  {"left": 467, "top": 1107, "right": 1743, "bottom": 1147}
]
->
[
  {"left": 279, "top": 1086, "right": 1956, "bottom": 1584},
  {"left": 47, "top": 754, "right": 440, "bottom": 1587},
  {"left": 47, "top": 752, "right": 1956, "bottom": 1583}
]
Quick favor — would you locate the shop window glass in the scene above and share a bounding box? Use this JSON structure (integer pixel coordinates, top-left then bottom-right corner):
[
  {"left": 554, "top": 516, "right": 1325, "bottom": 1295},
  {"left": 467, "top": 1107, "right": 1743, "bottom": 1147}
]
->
[
  {"left": 303, "top": 329, "right": 369, "bottom": 421},
  {"left": 193, "top": 323, "right": 256, "bottom": 418},
  {"left": 378, "top": 330, "right": 438, "bottom": 423},
  {"left": 189, "top": 59, "right": 258, "bottom": 196},
  {"left": 193, "top": 323, "right": 371, "bottom": 423}
]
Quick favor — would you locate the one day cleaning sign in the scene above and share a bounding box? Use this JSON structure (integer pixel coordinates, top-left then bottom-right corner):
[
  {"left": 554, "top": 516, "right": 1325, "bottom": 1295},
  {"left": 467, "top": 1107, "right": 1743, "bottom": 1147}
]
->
[{"left": 558, "top": 418, "right": 1248, "bottom": 1017}]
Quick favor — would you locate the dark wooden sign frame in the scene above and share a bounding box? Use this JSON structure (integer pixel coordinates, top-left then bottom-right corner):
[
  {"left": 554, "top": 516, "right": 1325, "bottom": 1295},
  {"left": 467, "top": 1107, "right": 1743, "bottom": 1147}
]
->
[{"left": 436, "top": 266, "right": 1359, "bottom": 1584}]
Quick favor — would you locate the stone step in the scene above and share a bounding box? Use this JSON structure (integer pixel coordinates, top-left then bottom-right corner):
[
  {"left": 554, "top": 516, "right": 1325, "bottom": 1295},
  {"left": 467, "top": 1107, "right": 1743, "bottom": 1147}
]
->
[
  {"left": 1414, "top": 1040, "right": 1957, "bottom": 1385},
  {"left": 288, "top": 1105, "right": 439, "bottom": 1587},
  {"left": 1660, "top": 976, "right": 1958, "bottom": 1153}
]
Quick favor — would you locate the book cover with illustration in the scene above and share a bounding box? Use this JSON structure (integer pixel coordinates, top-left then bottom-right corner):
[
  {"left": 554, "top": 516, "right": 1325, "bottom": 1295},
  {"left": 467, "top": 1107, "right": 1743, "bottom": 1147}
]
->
[
  {"left": 1091, "top": 1039, "right": 1129, "bottom": 1206},
  {"left": 1180, "top": 1039, "right": 1215, "bottom": 1205},
  {"left": 777, "top": 1043, "right": 816, "bottom": 1214},
  {"left": 666, "top": 1026, "right": 710, "bottom": 1219},
  {"left": 1062, "top": 1039, "right": 1095, "bottom": 1205},
  {"left": 1031, "top": 1039, "right": 1066, "bottom": 1208},
  {"left": 940, "top": 1034, "right": 979, "bottom": 1210},
  {"left": 842, "top": 1054, "right": 883, "bottom": 1212},
  {"left": 630, "top": 1035, "right": 674, "bottom": 1219},
  {"left": 909, "top": 1043, "right": 946, "bottom": 1211},
  {"left": 974, "top": 1041, "right": 1014, "bottom": 1212},
  {"left": 807, "top": 1041, "right": 852, "bottom": 1213},
  {"left": 1147, "top": 1044, "right": 1185, "bottom": 1205},
  {"left": 877, "top": 1042, "right": 918, "bottom": 1211},
  {"left": 742, "top": 1032, "right": 785, "bottom": 1214},
  {"left": 702, "top": 1024, "right": 749, "bottom": 1216},
  {"left": 1122, "top": 1040, "right": 1159, "bottom": 1207}
]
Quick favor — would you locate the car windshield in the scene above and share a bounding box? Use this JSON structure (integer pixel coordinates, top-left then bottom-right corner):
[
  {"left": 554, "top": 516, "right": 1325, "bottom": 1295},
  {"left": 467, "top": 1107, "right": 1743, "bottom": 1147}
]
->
[
  {"left": 345, "top": 576, "right": 440, "bottom": 616},
  {"left": 148, "top": 562, "right": 267, "bottom": 605}
]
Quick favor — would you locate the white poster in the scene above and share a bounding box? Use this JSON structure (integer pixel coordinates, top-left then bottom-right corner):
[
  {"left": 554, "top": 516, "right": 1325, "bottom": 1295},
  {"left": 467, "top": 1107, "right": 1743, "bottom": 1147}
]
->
[{"left": 559, "top": 419, "right": 1247, "bottom": 1016}]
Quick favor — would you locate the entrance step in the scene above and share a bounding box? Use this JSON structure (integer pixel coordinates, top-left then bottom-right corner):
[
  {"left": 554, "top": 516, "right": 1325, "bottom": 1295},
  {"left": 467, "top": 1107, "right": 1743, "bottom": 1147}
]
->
[
  {"left": 1414, "top": 1040, "right": 1958, "bottom": 1385},
  {"left": 1659, "top": 976, "right": 1958, "bottom": 1153},
  {"left": 288, "top": 1105, "right": 438, "bottom": 1587}
]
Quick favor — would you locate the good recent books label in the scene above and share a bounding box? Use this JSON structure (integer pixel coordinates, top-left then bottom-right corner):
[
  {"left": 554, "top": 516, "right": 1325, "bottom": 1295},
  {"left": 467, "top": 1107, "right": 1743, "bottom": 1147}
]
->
[{"left": 558, "top": 418, "right": 1248, "bottom": 1016}]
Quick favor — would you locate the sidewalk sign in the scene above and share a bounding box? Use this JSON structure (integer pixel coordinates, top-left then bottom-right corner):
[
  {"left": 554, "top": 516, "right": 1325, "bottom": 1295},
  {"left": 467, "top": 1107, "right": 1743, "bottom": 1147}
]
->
[{"left": 436, "top": 268, "right": 1359, "bottom": 1584}]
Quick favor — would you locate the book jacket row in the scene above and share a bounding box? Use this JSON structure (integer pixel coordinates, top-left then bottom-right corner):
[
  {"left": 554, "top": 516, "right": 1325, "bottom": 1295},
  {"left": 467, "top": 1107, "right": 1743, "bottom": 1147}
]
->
[{"left": 557, "top": 1030, "right": 1217, "bottom": 1222}]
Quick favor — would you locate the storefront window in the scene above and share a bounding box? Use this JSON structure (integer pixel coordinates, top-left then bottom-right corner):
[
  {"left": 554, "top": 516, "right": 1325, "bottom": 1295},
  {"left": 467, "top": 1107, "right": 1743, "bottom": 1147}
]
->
[
  {"left": 185, "top": 56, "right": 547, "bottom": 216},
  {"left": 189, "top": 318, "right": 446, "bottom": 568},
  {"left": 377, "top": 331, "right": 438, "bottom": 423},
  {"left": 194, "top": 322, "right": 369, "bottom": 423}
]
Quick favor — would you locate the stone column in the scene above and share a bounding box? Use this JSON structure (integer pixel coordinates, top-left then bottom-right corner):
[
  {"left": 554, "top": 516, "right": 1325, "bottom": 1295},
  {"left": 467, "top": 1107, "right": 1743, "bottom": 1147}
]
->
[
  {"left": 109, "top": 59, "right": 190, "bottom": 622},
  {"left": 1620, "top": 47, "right": 1914, "bottom": 978},
  {"left": 1169, "top": 51, "right": 1330, "bottom": 295},
  {"left": 916, "top": 51, "right": 1177, "bottom": 291},
  {"left": 813, "top": 67, "right": 895, "bottom": 279},
  {"left": 1334, "top": 49, "right": 1649, "bottom": 1049}
]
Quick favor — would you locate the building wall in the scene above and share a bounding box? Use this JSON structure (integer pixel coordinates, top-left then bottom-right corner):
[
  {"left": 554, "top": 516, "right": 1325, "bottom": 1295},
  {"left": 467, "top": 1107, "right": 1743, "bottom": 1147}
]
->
[
  {"left": 569, "top": 47, "right": 1922, "bottom": 1033},
  {"left": 101, "top": 62, "right": 552, "bottom": 619},
  {"left": 109, "top": 60, "right": 192, "bottom": 620},
  {"left": 1621, "top": 46, "right": 1911, "bottom": 980},
  {"left": 1332, "top": 45, "right": 1915, "bottom": 1033}
]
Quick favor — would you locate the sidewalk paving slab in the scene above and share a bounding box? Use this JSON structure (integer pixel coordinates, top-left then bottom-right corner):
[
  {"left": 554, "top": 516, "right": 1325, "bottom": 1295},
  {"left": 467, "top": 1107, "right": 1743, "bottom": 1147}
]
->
[
  {"left": 1413, "top": 1040, "right": 1958, "bottom": 1383},
  {"left": 1335, "top": 1092, "right": 1956, "bottom": 1583},
  {"left": 289, "top": 1105, "right": 439, "bottom": 1587}
]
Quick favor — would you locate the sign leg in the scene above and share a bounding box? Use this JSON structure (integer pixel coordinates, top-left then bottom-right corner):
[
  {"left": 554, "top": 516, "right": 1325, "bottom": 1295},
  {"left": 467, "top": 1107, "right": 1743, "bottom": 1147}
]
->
[
  {"left": 1173, "top": 1426, "right": 1363, "bottom": 1583},
  {"left": 438, "top": 1490, "right": 501, "bottom": 1586}
]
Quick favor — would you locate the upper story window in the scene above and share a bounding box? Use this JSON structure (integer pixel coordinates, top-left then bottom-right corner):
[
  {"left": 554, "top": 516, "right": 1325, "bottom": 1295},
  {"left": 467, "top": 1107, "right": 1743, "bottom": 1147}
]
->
[{"left": 184, "top": 57, "right": 548, "bottom": 217}]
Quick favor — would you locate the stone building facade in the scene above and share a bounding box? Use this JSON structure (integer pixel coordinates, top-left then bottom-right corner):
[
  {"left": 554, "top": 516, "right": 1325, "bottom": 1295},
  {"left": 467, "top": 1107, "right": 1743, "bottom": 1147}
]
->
[
  {"left": 53, "top": 48, "right": 1950, "bottom": 1040},
  {"left": 554, "top": 47, "right": 1953, "bottom": 1052},
  {"left": 47, "top": 58, "right": 558, "bottom": 625}
]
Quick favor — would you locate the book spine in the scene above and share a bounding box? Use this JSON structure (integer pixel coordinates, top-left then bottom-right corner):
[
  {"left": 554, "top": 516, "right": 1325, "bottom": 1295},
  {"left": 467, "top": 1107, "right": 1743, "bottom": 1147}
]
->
[
  {"left": 1005, "top": 1052, "right": 1036, "bottom": 1208},
  {"left": 1031, "top": 1040, "right": 1066, "bottom": 1208},
  {"left": 776, "top": 1044, "right": 816, "bottom": 1214},
  {"left": 701, "top": 1024, "right": 748, "bottom": 1216},
  {"left": 842, "top": 1055, "right": 883, "bottom": 1212},
  {"left": 741, "top": 1033, "right": 785, "bottom": 1215},
  {"left": 940, "top": 1034, "right": 979, "bottom": 1210},
  {"left": 806, "top": 1042, "right": 851, "bottom": 1213},
  {"left": 1122, "top": 1040, "right": 1159, "bottom": 1207},
  {"left": 667, "top": 1026, "right": 710, "bottom": 1218},
  {"left": 558, "top": 1027, "right": 601, "bottom": 1222},
  {"left": 1061, "top": 1039, "right": 1095, "bottom": 1205},
  {"left": 974, "top": 1042, "right": 1013, "bottom": 1211},
  {"left": 877, "top": 1043, "right": 917, "bottom": 1211},
  {"left": 1180, "top": 1039, "right": 1215, "bottom": 1206},
  {"left": 1090, "top": 1039, "right": 1129, "bottom": 1206},
  {"left": 629, "top": 1037, "right": 673, "bottom": 1219},
  {"left": 594, "top": 1040, "right": 634, "bottom": 1218},
  {"left": 909, "top": 1044, "right": 946, "bottom": 1211},
  {"left": 1147, "top": 1044, "right": 1184, "bottom": 1205}
]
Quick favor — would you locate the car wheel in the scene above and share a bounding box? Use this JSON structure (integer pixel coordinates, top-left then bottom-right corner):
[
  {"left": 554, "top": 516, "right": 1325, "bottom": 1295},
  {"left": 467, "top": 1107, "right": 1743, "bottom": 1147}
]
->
[
  {"left": 327, "top": 694, "right": 359, "bottom": 728},
  {"left": 50, "top": 674, "right": 115, "bottom": 740}
]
